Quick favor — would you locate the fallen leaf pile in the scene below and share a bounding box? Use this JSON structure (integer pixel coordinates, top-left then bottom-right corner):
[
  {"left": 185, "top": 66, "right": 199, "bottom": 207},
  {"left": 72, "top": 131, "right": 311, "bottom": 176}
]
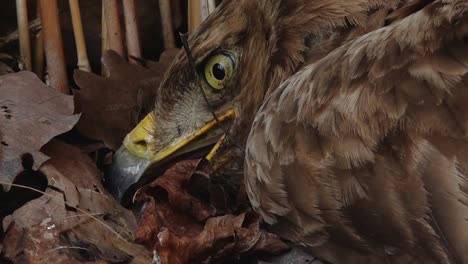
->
[
  {"left": 133, "top": 159, "right": 289, "bottom": 263},
  {"left": 0, "top": 72, "right": 151, "bottom": 263},
  {"left": 3, "top": 140, "right": 151, "bottom": 263}
]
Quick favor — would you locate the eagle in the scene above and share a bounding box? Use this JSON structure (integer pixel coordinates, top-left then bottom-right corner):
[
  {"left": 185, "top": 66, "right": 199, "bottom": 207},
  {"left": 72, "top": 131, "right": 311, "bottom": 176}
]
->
[{"left": 108, "top": 0, "right": 468, "bottom": 263}]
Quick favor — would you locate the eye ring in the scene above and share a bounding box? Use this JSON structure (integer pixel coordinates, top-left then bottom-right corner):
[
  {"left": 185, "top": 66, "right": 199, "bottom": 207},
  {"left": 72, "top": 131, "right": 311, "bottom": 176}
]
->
[{"left": 203, "top": 52, "right": 235, "bottom": 90}]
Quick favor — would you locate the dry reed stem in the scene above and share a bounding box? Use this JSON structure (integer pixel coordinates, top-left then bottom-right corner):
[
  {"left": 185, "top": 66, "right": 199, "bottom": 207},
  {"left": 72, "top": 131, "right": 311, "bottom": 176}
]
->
[
  {"left": 34, "top": 5, "right": 44, "bottom": 79},
  {"left": 188, "top": 0, "right": 202, "bottom": 35},
  {"left": 103, "top": 0, "right": 124, "bottom": 57},
  {"left": 101, "top": 1, "right": 110, "bottom": 77},
  {"left": 159, "top": 0, "right": 176, "bottom": 49},
  {"left": 16, "top": 0, "right": 32, "bottom": 71},
  {"left": 207, "top": 0, "right": 216, "bottom": 13},
  {"left": 123, "top": 0, "right": 142, "bottom": 64},
  {"left": 39, "top": 0, "right": 69, "bottom": 94},
  {"left": 69, "top": 0, "right": 91, "bottom": 72}
]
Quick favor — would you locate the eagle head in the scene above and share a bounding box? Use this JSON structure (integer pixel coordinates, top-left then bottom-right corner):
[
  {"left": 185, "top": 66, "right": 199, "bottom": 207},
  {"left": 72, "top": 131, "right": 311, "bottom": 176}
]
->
[{"left": 107, "top": 0, "right": 394, "bottom": 200}]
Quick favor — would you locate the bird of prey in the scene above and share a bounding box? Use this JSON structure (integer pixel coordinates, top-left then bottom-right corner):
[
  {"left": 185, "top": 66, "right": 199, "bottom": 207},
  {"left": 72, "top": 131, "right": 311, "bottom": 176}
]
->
[{"left": 108, "top": 0, "right": 468, "bottom": 263}]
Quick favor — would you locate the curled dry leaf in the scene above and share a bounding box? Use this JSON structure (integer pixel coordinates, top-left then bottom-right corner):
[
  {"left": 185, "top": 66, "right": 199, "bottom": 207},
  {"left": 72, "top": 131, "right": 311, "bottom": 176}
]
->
[
  {"left": 0, "top": 71, "right": 79, "bottom": 191},
  {"left": 73, "top": 49, "right": 179, "bottom": 149},
  {"left": 134, "top": 159, "right": 289, "bottom": 263},
  {"left": 2, "top": 140, "right": 151, "bottom": 263}
]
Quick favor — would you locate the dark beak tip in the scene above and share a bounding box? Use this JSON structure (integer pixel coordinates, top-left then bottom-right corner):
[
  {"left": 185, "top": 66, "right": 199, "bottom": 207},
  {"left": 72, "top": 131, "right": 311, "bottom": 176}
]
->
[{"left": 106, "top": 146, "right": 151, "bottom": 201}]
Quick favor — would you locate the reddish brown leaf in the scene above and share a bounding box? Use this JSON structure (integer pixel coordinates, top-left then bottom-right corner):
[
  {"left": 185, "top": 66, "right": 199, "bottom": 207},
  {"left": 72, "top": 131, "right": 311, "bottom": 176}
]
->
[
  {"left": 0, "top": 71, "right": 79, "bottom": 191},
  {"left": 134, "top": 159, "right": 289, "bottom": 263},
  {"left": 153, "top": 213, "right": 289, "bottom": 264},
  {"left": 136, "top": 159, "right": 215, "bottom": 222},
  {"left": 73, "top": 49, "right": 178, "bottom": 149}
]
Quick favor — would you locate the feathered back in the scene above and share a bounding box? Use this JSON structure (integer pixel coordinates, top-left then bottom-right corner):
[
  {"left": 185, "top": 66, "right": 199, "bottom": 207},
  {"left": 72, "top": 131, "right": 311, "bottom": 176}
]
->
[{"left": 245, "top": 0, "right": 468, "bottom": 263}]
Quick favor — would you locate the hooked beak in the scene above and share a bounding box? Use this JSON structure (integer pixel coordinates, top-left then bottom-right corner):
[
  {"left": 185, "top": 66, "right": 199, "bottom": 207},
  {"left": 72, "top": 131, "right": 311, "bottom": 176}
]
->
[{"left": 107, "top": 109, "right": 235, "bottom": 201}]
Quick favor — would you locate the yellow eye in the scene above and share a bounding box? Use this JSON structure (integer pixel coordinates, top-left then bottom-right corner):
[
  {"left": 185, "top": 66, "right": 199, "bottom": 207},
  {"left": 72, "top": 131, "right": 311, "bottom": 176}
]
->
[{"left": 204, "top": 53, "right": 235, "bottom": 90}]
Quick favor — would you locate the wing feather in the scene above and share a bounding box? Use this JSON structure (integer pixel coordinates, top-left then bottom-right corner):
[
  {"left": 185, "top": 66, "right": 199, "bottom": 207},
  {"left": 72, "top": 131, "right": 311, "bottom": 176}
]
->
[{"left": 245, "top": 1, "right": 468, "bottom": 263}]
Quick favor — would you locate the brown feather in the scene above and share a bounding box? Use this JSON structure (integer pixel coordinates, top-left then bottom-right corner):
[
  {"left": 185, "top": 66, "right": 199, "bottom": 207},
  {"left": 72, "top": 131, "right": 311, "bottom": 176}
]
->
[{"left": 245, "top": 0, "right": 468, "bottom": 263}]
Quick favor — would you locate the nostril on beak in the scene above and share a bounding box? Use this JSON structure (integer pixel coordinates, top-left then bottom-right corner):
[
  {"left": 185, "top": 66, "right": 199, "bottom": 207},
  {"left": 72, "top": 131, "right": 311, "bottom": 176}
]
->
[{"left": 134, "top": 139, "right": 148, "bottom": 152}]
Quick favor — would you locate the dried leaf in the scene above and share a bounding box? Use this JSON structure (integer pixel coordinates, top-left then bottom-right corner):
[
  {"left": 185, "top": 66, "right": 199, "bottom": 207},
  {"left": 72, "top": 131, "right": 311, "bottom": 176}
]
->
[
  {"left": 136, "top": 159, "right": 215, "bottom": 223},
  {"left": 134, "top": 160, "right": 289, "bottom": 263},
  {"left": 0, "top": 71, "right": 79, "bottom": 191},
  {"left": 73, "top": 49, "right": 178, "bottom": 149},
  {"left": 153, "top": 213, "right": 289, "bottom": 264},
  {"left": 2, "top": 141, "right": 151, "bottom": 263},
  {"left": 41, "top": 139, "right": 104, "bottom": 191}
]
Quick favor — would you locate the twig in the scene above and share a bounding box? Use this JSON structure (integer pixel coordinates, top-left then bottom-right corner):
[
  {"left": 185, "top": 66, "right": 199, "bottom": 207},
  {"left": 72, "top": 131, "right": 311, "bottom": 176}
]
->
[
  {"left": 179, "top": 33, "right": 246, "bottom": 154},
  {"left": 188, "top": 0, "right": 202, "bottom": 35},
  {"left": 34, "top": 5, "right": 45, "bottom": 79},
  {"left": 123, "top": 0, "right": 142, "bottom": 64},
  {"left": 39, "top": 0, "right": 69, "bottom": 94},
  {"left": 179, "top": 33, "right": 218, "bottom": 123},
  {"left": 103, "top": 0, "right": 124, "bottom": 56},
  {"left": 69, "top": 0, "right": 91, "bottom": 72},
  {"left": 47, "top": 246, "right": 90, "bottom": 253},
  {"left": 16, "top": 0, "right": 32, "bottom": 71},
  {"left": 159, "top": 0, "right": 176, "bottom": 49}
]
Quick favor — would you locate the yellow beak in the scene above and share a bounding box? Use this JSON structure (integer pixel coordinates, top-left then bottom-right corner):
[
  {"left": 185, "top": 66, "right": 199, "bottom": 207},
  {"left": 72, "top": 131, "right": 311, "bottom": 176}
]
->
[{"left": 107, "top": 109, "right": 236, "bottom": 201}]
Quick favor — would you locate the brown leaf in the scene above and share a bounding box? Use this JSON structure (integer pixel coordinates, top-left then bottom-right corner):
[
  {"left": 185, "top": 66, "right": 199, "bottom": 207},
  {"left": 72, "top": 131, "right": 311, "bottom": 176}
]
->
[
  {"left": 41, "top": 139, "right": 104, "bottom": 191},
  {"left": 136, "top": 159, "right": 216, "bottom": 223},
  {"left": 154, "top": 213, "right": 289, "bottom": 264},
  {"left": 73, "top": 49, "right": 178, "bottom": 149},
  {"left": 2, "top": 141, "right": 151, "bottom": 263},
  {"left": 0, "top": 71, "right": 79, "bottom": 191},
  {"left": 134, "top": 159, "right": 289, "bottom": 263}
]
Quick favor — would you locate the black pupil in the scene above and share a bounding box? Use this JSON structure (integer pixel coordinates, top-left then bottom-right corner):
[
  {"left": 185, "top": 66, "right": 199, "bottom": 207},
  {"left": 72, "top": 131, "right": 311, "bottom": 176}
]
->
[{"left": 212, "top": 63, "right": 226, "bottom": 80}]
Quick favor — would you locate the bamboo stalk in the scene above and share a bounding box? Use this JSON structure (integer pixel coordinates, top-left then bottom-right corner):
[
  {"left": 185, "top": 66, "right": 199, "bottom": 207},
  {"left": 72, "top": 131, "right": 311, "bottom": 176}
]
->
[
  {"left": 122, "top": 0, "right": 142, "bottom": 64},
  {"left": 34, "top": 5, "right": 44, "bottom": 79},
  {"left": 34, "top": 30, "right": 44, "bottom": 79},
  {"left": 200, "top": 0, "right": 210, "bottom": 22},
  {"left": 159, "top": 0, "right": 175, "bottom": 49},
  {"left": 39, "top": 0, "right": 69, "bottom": 94},
  {"left": 101, "top": 1, "right": 109, "bottom": 76},
  {"left": 188, "top": 0, "right": 202, "bottom": 35},
  {"left": 16, "top": 0, "right": 32, "bottom": 71},
  {"left": 69, "top": 0, "right": 91, "bottom": 72},
  {"left": 207, "top": 0, "right": 216, "bottom": 13},
  {"left": 103, "top": 0, "right": 124, "bottom": 57}
]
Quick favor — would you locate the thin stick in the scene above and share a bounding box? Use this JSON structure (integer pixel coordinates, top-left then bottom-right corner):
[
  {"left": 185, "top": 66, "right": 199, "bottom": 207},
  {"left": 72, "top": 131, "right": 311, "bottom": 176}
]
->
[
  {"left": 159, "top": 0, "right": 176, "bottom": 49},
  {"left": 39, "top": 0, "right": 69, "bottom": 94},
  {"left": 69, "top": 0, "right": 91, "bottom": 72},
  {"left": 16, "top": 0, "right": 32, "bottom": 71},
  {"left": 101, "top": 1, "right": 109, "bottom": 76},
  {"left": 122, "top": 0, "right": 142, "bottom": 64},
  {"left": 188, "top": 0, "right": 202, "bottom": 35},
  {"left": 103, "top": 0, "right": 124, "bottom": 56},
  {"left": 34, "top": 5, "right": 45, "bottom": 79}
]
